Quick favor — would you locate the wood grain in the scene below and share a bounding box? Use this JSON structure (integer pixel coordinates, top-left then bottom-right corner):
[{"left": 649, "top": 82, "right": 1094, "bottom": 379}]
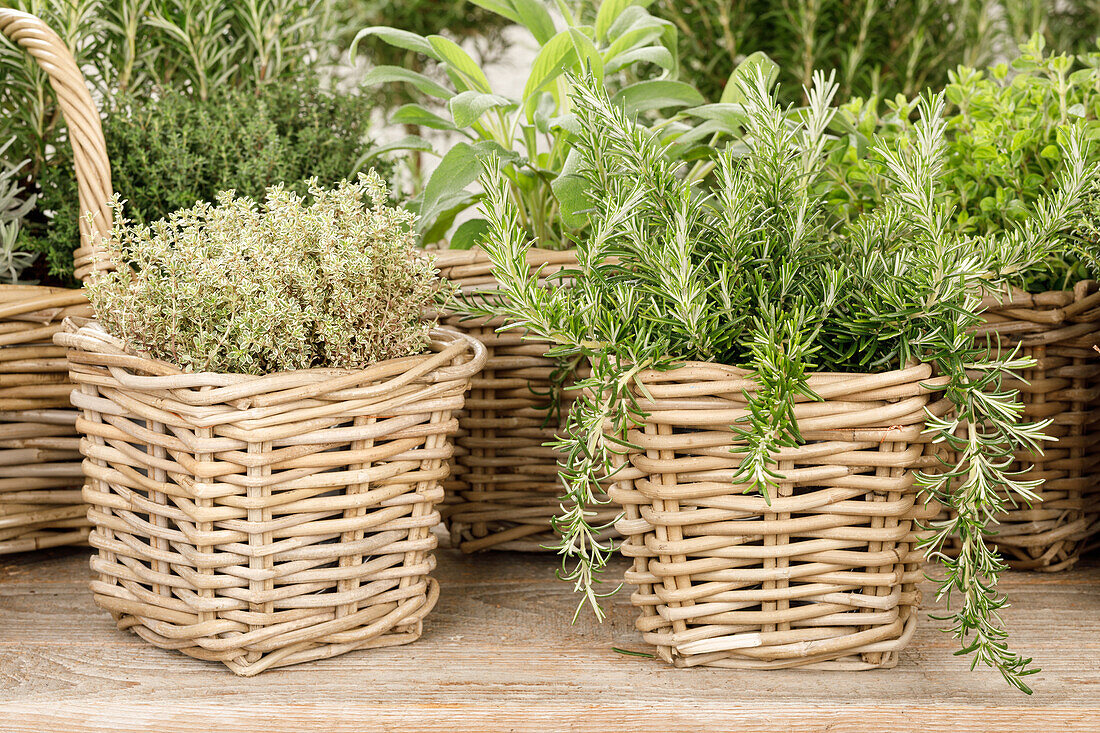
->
[{"left": 1, "top": 541, "right": 1099, "bottom": 731}]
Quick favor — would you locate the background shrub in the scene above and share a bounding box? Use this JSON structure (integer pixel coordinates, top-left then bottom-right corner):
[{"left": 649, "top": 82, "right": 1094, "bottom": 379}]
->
[
  {"left": 651, "top": 0, "right": 1100, "bottom": 105},
  {"left": 20, "top": 76, "right": 387, "bottom": 283},
  {"left": 824, "top": 38, "right": 1100, "bottom": 292},
  {"left": 0, "top": 0, "right": 341, "bottom": 180}
]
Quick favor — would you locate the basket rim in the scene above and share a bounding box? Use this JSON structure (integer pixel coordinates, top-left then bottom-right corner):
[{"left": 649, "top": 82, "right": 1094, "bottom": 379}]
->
[
  {"left": 632, "top": 360, "right": 937, "bottom": 389},
  {"left": 434, "top": 245, "right": 577, "bottom": 272},
  {"left": 55, "top": 317, "right": 486, "bottom": 397}
]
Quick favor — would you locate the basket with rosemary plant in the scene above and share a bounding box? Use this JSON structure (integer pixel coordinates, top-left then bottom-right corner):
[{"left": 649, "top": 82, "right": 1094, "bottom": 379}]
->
[
  {"left": 828, "top": 38, "right": 1100, "bottom": 571},
  {"left": 464, "top": 69, "right": 1095, "bottom": 690},
  {"left": 55, "top": 175, "right": 485, "bottom": 675}
]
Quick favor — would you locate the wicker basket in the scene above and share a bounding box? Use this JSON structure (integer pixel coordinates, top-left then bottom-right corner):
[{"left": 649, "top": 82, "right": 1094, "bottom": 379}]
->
[
  {"left": 0, "top": 10, "right": 113, "bottom": 554},
  {"left": 972, "top": 280, "right": 1100, "bottom": 571},
  {"left": 435, "top": 247, "right": 618, "bottom": 553},
  {"left": 609, "top": 361, "right": 948, "bottom": 669},
  {"left": 56, "top": 319, "right": 484, "bottom": 675}
]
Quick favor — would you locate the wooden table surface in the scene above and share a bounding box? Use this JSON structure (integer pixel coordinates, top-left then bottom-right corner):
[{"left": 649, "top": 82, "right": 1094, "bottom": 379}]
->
[{"left": 1, "top": 542, "right": 1098, "bottom": 732}]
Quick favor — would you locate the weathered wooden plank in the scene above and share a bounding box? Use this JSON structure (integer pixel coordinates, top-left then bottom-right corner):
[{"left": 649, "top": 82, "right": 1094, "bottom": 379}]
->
[
  {"left": 0, "top": 546, "right": 1098, "bottom": 732},
  {"left": 2, "top": 702, "right": 1098, "bottom": 733}
]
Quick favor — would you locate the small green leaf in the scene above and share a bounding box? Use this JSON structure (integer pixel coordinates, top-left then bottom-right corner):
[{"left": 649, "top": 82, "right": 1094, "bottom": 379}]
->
[
  {"left": 720, "top": 51, "right": 779, "bottom": 104},
  {"left": 350, "top": 26, "right": 439, "bottom": 62},
  {"left": 551, "top": 148, "right": 590, "bottom": 229},
  {"left": 605, "top": 45, "right": 675, "bottom": 75},
  {"left": 361, "top": 66, "right": 454, "bottom": 100},
  {"left": 612, "top": 80, "right": 704, "bottom": 115},
  {"left": 448, "top": 218, "right": 491, "bottom": 250},
  {"left": 468, "top": 0, "right": 520, "bottom": 24},
  {"left": 595, "top": 0, "right": 632, "bottom": 42},
  {"left": 352, "top": 135, "right": 434, "bottom": 171},
  {"left": 449, "top": 91, "right": 512, "bottom": 128},
  {"left": 429, "top": 35, "right": 492, "bottom": 94},
  {"left": 420, "top": 193, "right": 480, "bottom": 244},
  {"left": 684, "top": 103, "right": 749, "bottom": 133},
  {"left": 606, "top": 5, "right": 651, "bottom": 42},
  {"left": 603, "top": 19, "right": 664, "bottom": 64},
  {"left": 568, "top": 28, "right": 604, "bottom": 88},
  {"left": 391, "top": 103, "right": 456, "bottom": 131},
  {"left": 523, "top": 30, "right": 578, "bottom": 118},
  {"left": 1040, "top": 144, "right": 1061, "bottom": 160},
  {"left": 509, "top": 0, "right": 558, "bottom": 45},
  {"left": 418, "top": 143, "right": 484, "bottom": 232},
  {"left": 971, "top": 144, "right": 999, "bottom": 161}
]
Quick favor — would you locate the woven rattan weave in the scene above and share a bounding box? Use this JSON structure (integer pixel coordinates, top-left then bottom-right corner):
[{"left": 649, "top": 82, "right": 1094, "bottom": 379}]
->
[
  {"left": 0, "top": 9, "right": 113, "bottom": 554},
  {"left": 974, "top": 280, "right": 1100, "bottom": 571},
  {"left": 609, "top": 361, "right": 948, "bottom": 669},
  {"left": 57, "top": 319, "right": 485, "bottom": 675},
  {"left": 435, "top": 247, "right": 618, "bottom": 553}
]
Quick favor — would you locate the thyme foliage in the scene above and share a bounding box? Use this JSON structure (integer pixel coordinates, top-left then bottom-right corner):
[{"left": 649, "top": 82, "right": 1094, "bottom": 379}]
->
[
  {"left": 87, "top": 174, "right": 444, "bottom": 375},
  {"left": 464, "top": 70, "right": 1097, "bottom": 691}
]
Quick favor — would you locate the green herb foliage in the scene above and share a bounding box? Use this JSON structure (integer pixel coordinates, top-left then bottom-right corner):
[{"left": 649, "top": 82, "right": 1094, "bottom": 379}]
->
[
  {"left": 650, "top": 0, "right": 1100, "bottom": 107},
  {"left": 0, "top": 138, "right": 35, "bottom": 283},
  {"left": 353, "top": 0, "right": 704, "bottom": 249},
  {"left": 0, "top": 0, "right": 339, "bottom": 179},
  {"left": 339, "top": 0, "right": 509, "bottom": 109},
  {"left": 20, "top": 77, "right": 384, "bottom": 283},
  {"left": 464, "top": 71, "right": 1096, "bottom": 691},
  {"left": 828, "top": 37, "right": 1100, "bottom": 292},
  {"left": 87, "top": 174, "right": 443, "bottom": 375}
]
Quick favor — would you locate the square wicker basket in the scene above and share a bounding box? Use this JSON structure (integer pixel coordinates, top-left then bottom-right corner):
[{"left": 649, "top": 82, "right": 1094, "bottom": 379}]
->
[
  {"left": 609, "top": 362, "right": 948, "bottom": 669},
  {"left": 57, "top": 319, "right": 484, "bottom": 675},
  {"left": 975, "top": 280, "right": 1100, "bottom": 571},
  {"left": 435, "top": 247, "right": 618, "bottom": 553},
  {"left": 0, "top": 9, "right": 114, "bottom": 555}
]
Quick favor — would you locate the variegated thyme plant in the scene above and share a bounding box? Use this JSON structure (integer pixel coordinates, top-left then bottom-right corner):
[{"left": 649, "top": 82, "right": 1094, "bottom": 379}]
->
[
  {"left": 86, "top": 174, "right": 446, "bottom": 375},
  {"left": 463, "top": 71, "right": 1097, "bottom": 692}
]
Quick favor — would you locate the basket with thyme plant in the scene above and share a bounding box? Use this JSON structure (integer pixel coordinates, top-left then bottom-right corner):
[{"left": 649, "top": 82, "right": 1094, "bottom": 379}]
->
[
  {"left": 466, "top": 69, "right": 1095, "bottom": 689},
  {"left": 56, "top": 175, "right": 485, "bottom": 675},
  {"left": 827, "top": 38, "right": 1100, "bottom": 572}
]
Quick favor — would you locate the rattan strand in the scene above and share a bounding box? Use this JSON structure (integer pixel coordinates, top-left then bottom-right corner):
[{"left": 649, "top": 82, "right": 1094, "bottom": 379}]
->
[
  {"left": 972, "top": 280, "right": 1100, "bottom": 571},
  {"left": 0, "top": 10, "right": 113, "bottom": 554},
  {"left": 609, "top": 361, "right": 950, "bottom": 669},
  {"left": 56, "top": 319, "right": 485, "bottom": 675},
  {"left": 435, "top": 247, "right": 618, "bottom": 553}
]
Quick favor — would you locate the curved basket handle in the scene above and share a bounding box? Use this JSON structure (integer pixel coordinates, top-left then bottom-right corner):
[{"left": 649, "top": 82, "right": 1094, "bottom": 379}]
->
[{"left": 0, "top": 9, "right": 113, "bottom": 283}]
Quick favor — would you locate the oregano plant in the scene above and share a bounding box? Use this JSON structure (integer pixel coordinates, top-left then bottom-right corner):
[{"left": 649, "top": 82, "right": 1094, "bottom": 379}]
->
[
  {"left": 827, "top": 36, "right": 1100, "bottom": 291},
  {"left": 460, "top": 70, "right": 1097, "bottom": 692}
]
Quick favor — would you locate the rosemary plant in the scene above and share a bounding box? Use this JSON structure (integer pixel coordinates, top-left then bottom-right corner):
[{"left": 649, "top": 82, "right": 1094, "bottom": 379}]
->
[{"left": 464, "top": 71, "right": 1097, "bottom": 691}]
